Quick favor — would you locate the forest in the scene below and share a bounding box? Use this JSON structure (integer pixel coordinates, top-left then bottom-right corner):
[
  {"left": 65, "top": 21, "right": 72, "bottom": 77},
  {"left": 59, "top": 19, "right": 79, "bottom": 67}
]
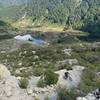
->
[{"left": 0, "top": 0, "right": 100, "bottom": 35}]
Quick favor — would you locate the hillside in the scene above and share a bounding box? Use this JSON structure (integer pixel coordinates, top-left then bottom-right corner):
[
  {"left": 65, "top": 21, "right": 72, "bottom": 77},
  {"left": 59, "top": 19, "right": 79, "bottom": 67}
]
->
[
  {"left": 0, "top": 0, "right": 100, "bottom": 35},
  {"left": 0, "top": 0, "right": 100, "bottom": 100},
  {"left": 0, "top": 0, "right": 24, "bottom": 7},
  {"left": 30, "top": 0, "right": 100, "bottom": 34}
]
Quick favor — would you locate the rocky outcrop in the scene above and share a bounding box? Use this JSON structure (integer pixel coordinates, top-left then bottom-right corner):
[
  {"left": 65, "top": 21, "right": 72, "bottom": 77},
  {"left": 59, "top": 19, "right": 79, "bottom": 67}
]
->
[
  {"left": 0, "top": 76, "right": 33, "bottom": 100},
  {"left": 26, "top": 65, "right": 85, "bottom": 99},
  {"left": 77, "top": 94, "right": 96, "bottom": 100},
  {"left": 77, "top": 89, "right": 100, "bottom": 100},
  {"left": 0, "top": 64, "right": 95, "bottom": 100},
  {"left": 0, "top": 64, "right": 10, "bottom": 79},
  {"left": 56, "top": 65, "right": 85, "bottom": 89},
  {"left": 0, "top": 65, "right": 57, "bottom": 100},
  {"left": 0, "top": 64, "right": 34, "bottom": 100}
]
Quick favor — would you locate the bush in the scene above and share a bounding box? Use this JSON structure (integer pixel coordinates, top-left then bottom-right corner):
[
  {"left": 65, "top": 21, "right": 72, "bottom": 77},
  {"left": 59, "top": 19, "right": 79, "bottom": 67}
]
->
[
  {"left": 37, "top": 78, "right": 46, "bottom": 88},
  {"left": 57, "top": 88, "right": 82, "bottom": 100},
  {"left": 94, "top": 78, "right": 100, "bottom": 87},
  {"left": 78, "top": 67, "right": 98, "bottom": 94},
  {"left": 19, "top": 78, "right": 29, "bottom": 89},
  {"left": 33, "top": 68, "right": 44, "bottom": 76},
  {"left": 0, "top": 20, "right": 12, "bottom": 30},
  {"left": 0, "top": 20, "right": 7, "bottom": 26},
  {"left": 37, "top": 69, "right": 59, "bottom": 87}
]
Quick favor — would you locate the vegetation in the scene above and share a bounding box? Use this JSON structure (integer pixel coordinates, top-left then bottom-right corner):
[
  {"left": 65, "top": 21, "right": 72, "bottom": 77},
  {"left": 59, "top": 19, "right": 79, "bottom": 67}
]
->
[
  {"left": 37, "top": 69, "right": 59, "bottom": 87},
  {"left": 0, "top": 0, "right": 100, "bottom": 99},
  {"left": 0, "top": 20, "right": 11, "bottom": 28},
  {"left": 0, "top": 0, "right": 100, "bottom": 35},
  {"left": 57, "top": 87, "right": 83, "bottom": 100},
  {"left": 28, "top": 0, "right": 100, "bottom": 35},
  {"left": 19, "top": 78, "right": 29, "bottom": 89}
]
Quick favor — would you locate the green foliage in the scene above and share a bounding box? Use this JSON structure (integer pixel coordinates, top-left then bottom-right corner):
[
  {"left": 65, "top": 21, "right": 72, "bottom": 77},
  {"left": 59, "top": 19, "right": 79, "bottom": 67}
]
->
[
  {"left": 20, "top": 0, "right": 98, "bottom": 34},
  {"left": 33, "top": 68, "right": 44, "bottom": 77},
  {"left": 78, "top": 67, "right": 99, "bottom": 94},
  {"left": 0, "top": 20, "right": 8, "bottom": 26},
  {"left": 37, "top": 78, "right": 46, "bottom": 88},
  {"left": 57, "top": 88, "right": 82, "bottom": 100},
  {"left": 43, "top": 69, "right": 59, "bottom": 85},
  {"left": 19, "top": 78, "right": 29, "bottom": 89},
  {"left": 37, "top": 69, "right": 59, "bottom": 87},
  {"left": 0, "top": 20, "right": 13, "bottom": 30},
  {"left": 70, "top": 43, "right": 100, "bottom": 94},
  {"left": 0, "top": 5, "right": 26, "bottom": 21},
  {"left": 0, "top": 0, "right": 99, "bottom": 35}
]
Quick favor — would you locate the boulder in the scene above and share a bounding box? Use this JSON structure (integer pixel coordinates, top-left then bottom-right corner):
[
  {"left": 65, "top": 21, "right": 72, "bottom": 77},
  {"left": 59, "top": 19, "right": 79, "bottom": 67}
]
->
[
  {"left": 55, "top": 65, "right": 85, "bottom": 89},
  {"left": 77, "top": 88, "right": 100, "bottom": 100},
  {"left": 0, "top": 76, "right": 34, "bottom": 100},
  {"left": 0, "top": 64, "right": 10, "bottom": 79},
  {"left": 77, "top": 93, "right": 96, "bottom": 100}
]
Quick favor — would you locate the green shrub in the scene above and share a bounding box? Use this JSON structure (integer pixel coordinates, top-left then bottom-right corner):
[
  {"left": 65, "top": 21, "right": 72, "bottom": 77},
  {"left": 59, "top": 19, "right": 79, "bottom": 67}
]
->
[
  {"left": 33, "top": 68, "right": 44, "bottom": 76},
  {"left": 57, "top": 88, "right": 82, "bottom": 100},
  {"left": 37, "top": 78, "right": 46, "bottom": 88},
  {"left": 0, "top": 20, "right": 7, "bottom": 26},
  {"left": 19, "top": 78, "right": 29, "bottom": 89},
  {"left": 0, "top": 20, "right": 12, "bottom": 29},
  {"left": 94, "top": 78, "right": 100, "bottom": 87},
  {"left": 78, "top": 67, "right": 98, "bottom": 94},
  {"left": 37, "top": 69, "right": 59, "bottom": 87},
  {"left": 43, "top": 69, "right": 59, "bottom": 85}
]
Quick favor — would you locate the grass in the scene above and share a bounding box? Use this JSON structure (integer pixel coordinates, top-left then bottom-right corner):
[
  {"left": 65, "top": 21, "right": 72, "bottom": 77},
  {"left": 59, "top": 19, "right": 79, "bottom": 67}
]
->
[
  {"left": 12, "top": 19, "right": 64, "bottom": 33},
  {"left": 12, "top": 18, "right": 33, "bottom": 29}
]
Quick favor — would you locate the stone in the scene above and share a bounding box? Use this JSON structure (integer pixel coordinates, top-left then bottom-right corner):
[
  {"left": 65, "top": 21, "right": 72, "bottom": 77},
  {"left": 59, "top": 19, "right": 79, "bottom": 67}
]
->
[
  {"left": 62, "top": 48, "right": 72, "bottom": 56},
  {"left": 32, "top": 51, "right": 36, "bottom": 54},
  {"left": 68, "top": 59, "right": 78, "bottom": 65},
  {"left": 96, "top": 72, "right": 100, "bottom": 77},
  {"left": 55, "top": 65, "right": 85, "bottom": 89},
  {"left": 17, "top": 76, "right": 21, "bottom": 80},
  {"left": 0, "top": 76, "right": 33, "bottom": 100},
  {"left": 24, "top": 51, "right": 27, "bottom": 54},
  {"left": 15, "top": 70, "right": 20, "bottom": 74},
  {"left": 0, "top": 64, "right": 11, "bottom": 79},
  {"left": 18, "top": 62, "right": 22, "bottom": 66},
  {"left": 34, "top": 55, "right": 39, "bottom": 59},
  {"left": 77, "top": 94, "right": 96, "bottom": 100},
  {"left": 1, "top": 51, "right": 6, "bottom": 54},
  {"left": 27, "top": 89, "right": 33, "bottom": 95}
]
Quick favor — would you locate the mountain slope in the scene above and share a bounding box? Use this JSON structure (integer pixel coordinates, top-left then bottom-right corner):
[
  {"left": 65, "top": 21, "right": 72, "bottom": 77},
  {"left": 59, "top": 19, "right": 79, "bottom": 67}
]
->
[
  {"left": 0, "top": 0, "right": 24, "bottom": 7},
  {"left": 0, "top": 0, "right": 99, "bottom": 35},
  {"left": 0, "top": 0, "right": 32, "bottom": 21},
  {"left": 30, "top": 0, "right": 100, "bottom": 35}
]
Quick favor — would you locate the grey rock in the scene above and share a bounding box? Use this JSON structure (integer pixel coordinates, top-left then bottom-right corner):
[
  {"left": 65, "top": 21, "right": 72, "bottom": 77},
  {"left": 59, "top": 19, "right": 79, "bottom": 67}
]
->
[
  {"left": 0, "top": 76, "right": 34, "bottom": 100},
  {"left": 0, "top": 64, "right": 11, "bottom": 79}
]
